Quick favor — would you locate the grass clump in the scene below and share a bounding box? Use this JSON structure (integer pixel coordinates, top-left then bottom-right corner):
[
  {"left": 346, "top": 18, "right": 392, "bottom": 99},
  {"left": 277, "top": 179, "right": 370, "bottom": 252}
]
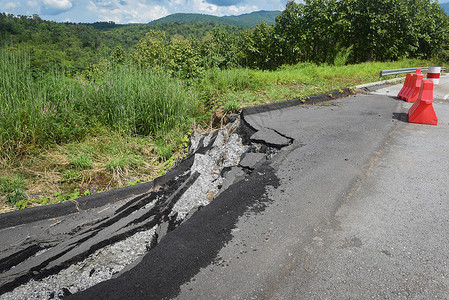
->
[
  {"left": 0, "top": 176, "right": 28, "bottom": 205},
  {"left": 70, "top": 153, "right": 93, "bottom": 170}
]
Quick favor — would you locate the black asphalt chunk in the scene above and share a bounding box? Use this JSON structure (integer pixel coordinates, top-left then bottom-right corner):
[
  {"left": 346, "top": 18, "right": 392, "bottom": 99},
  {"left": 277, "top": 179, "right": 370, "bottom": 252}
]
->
[
  {"left": 239, "top": 153, "right": 266, "bottom": 170},
  {"left": 67, "top": 162, "right": 280, "bottom": 300},
  {"left": 217, "top": 166, "right": 246, "bottom": 194},
  {"left": 0, "top": 181, "right": 153, "bottom": 230},
  {"left": 250, "top": 128, "right": 292, "bottom": 148}
]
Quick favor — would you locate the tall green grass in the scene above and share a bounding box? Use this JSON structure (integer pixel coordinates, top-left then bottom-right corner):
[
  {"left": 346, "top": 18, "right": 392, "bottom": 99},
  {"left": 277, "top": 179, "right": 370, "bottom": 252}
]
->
[
  {"left": 0, "top": 48, "right": 199, "bottom": 157},
  {"left": 0, "top": 46, "right": 436, "bottom": 159}
]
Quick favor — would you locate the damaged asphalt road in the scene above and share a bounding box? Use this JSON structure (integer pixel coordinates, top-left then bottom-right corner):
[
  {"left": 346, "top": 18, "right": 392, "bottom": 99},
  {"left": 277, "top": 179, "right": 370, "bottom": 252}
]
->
[
  {"left": 2, "top": 82, "right": 449, "bottom": 299},
  {"left": 68, "top": 93, "right": 402, "bottom": 299}
]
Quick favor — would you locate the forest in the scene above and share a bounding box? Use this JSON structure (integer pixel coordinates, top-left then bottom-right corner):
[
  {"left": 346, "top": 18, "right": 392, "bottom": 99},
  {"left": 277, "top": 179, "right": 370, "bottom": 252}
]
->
[{"left": 0, "top": 0, "right": 448, "bottom": 210}]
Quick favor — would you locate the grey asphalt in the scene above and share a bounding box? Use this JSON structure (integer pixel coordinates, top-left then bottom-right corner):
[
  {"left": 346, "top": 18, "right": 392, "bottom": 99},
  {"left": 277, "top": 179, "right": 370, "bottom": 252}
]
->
[{"left": 3, "top": 75, "right": 449, "bottom": 299}]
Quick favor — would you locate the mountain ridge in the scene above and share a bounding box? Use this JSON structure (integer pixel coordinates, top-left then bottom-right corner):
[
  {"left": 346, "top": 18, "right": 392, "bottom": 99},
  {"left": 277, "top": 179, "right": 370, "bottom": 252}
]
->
[{"left": 149, "top": 10, "right": 281, "bottom": 28}]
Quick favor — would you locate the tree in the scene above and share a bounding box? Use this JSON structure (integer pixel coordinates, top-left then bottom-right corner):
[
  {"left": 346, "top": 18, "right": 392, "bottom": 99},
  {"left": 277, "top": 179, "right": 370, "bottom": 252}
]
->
[
  {"left": 111, "top": 46, "right": 126, "bottom": 65},
  {"left": 132, "top": 30, "right": 168, "bottom": 68},
  {"left": 243, "top": 21, "right": 279, "bottom": 70}
]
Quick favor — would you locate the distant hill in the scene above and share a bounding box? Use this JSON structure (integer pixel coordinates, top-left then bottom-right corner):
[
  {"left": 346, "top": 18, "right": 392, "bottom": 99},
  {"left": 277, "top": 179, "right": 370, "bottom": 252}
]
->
[
  {"left": 441, "top": 2, "right": 449, "bottom": 15},
  {"left": 149, "top": 10, "right": 281, "bottom": 28}
]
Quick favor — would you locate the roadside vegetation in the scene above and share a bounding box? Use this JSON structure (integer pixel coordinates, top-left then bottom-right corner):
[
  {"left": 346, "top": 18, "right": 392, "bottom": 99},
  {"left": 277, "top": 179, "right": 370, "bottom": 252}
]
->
[{"left": 0, "top": 0, "right": 448, "bottom": 212}]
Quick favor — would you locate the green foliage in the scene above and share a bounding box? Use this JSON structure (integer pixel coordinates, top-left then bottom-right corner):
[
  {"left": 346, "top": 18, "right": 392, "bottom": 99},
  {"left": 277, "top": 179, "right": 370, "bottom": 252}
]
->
[
  {"left": 107, "top": 155, "right": 143, "bottom": 172},
  {"left": 242, "top": 21, "right": 282, "bottom": 70},
  {"left": 63, "top": 170, "right": 81, "bottom": 183},
  {"left": 111, "top": 46, "right": 126, "bottom": 65},
  {"left": 0, "top": 176, "right": 28, "bottom": 205},
  {"left": 132, "top": 30, "right": 168, "bottom": 68},
  {"left": 274, "top": 0, "right": 449, "bottom": 66},
  {"left": 70, "top": 153, "right": 93, "bottom": 170},
  {"left": 167, "top": 36, "right": 204, "bottom": 79},
  {"left": 334, "top": 46, "right": 353, "bottom": 67},
  {"left": 54, "top": 188, "right": 84, "bottom": 201},
  {"left": 224, "top": 100, "right": 240, "bottom": 113},
  {"left": 156, "top": 139, "right": 175, "bottom": 161}
]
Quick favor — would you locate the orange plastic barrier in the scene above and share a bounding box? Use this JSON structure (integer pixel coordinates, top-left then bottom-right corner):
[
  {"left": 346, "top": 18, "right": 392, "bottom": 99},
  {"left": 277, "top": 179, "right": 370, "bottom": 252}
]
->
[
  {"left": 408, "top": 80, "right": 438, "bottom": 125},
  {"left": 398, "top": 73, "right": 412, "bottom": 100},
  {"left": 405, "top": 73, "right": 423, "bottom": 103},
  {"left": 398, "top": 69, "right": 422, "bottom": 101}
]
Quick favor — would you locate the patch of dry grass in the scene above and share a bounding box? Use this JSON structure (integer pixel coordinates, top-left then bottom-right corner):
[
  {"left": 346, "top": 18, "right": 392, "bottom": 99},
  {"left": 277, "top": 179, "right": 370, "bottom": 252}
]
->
[{"left": 0, "top": 131, "right": 181, "bottom": 212}]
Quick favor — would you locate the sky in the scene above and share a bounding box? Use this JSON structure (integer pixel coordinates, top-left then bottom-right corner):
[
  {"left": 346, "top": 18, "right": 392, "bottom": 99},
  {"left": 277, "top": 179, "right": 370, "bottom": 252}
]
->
[{"left": 0, "top": 0, "right": 288, "bottom": 24}]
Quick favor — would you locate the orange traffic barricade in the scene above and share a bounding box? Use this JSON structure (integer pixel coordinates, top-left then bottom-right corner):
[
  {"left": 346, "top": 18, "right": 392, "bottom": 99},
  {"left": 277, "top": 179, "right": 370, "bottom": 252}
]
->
[{"left": 408, "top": 80, "right": 438, "bottom": 125}]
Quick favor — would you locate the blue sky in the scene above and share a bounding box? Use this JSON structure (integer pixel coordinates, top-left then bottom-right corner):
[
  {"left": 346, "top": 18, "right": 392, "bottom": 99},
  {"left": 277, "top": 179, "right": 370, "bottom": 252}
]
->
[{"left": 0, "top": 0, "right": 288, "bottom": 24}]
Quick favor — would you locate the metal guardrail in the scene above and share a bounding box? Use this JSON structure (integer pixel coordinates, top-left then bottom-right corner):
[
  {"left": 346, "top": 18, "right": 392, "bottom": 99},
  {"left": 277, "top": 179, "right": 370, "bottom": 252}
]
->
[{"left": 379, "top": 67, "right": 447, "bottom": 80}]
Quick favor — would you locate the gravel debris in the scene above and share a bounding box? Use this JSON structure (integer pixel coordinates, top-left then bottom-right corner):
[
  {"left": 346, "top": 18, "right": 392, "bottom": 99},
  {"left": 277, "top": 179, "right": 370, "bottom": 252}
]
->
[
  {"left": 172, "top": 123, "right": 249, "bottom": 220},
  {"left": 1, "top": 227, "right": 157, "bottom": 300}
]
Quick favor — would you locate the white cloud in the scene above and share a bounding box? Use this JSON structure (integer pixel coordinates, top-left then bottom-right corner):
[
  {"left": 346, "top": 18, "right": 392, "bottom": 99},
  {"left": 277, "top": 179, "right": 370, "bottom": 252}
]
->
[
  {"left": 169, "top": 0, "right": 185, "bottom": 6},
  {"left": 41, "top": 0, "right": 73, "bottom": 15},
  {"left": 189, "top": 0, "right": 258, "bottom": 16},
  {"left": 27, "top": 1, "right": 39, "bottom": 7},
  {"left": 87, "top": 0, "right": 169, "bottom": 23},
  {"left": 43, "top": 0, "right": 72, "bottom": 10},
  {"left": 2, "top": 2, "right": 18, "bottom": 9}
]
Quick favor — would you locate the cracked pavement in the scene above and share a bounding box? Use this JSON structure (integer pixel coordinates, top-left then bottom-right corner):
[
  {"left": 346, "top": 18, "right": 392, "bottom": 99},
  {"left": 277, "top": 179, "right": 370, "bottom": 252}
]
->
[{"left": 1, "top": 77, "right": 449, "bottom": 299}]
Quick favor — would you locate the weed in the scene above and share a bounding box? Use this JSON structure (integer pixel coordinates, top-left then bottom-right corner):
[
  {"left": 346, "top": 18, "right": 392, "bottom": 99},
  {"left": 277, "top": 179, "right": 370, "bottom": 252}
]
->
[
  {"left": 126, "top": 179, "right": 143, "bottom": 186},
  {"left": 63, "top": 170, "right": 81, "bottom": 183},
  {"left": 224, "top": 100, "right": 240, "bottom": 113},
  {"left": 334, "top": 46, "right": 353, "bottom": 67},
  {"left": 70, "top": 153, "right": 92, "bottom": 170},
  {"left": 0, "top": 176, "right": 28, "bottom": 205},
  {"left": 156, "top": 140, "right": 175, "bottom": 162},
  {"left": 16, "top": 199, "right": 30, "bottom": 210},
  {"left": 158, "top": 155, "right": 176, "bottom": 175},
  {"left": 54, "top": 188, "right": 83, "bottom": 202},
  {"left": 0, "top": 176, "right": 26, "bottom": 194},
  {"left": 6, "top": 189, "right": 28, "bottom": 205},
  {"left": 107, "top": 157, "right": 127, "bottom": 172},
  {"left": 0, "top": 48, "right": 199, "bottom": 159}
]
